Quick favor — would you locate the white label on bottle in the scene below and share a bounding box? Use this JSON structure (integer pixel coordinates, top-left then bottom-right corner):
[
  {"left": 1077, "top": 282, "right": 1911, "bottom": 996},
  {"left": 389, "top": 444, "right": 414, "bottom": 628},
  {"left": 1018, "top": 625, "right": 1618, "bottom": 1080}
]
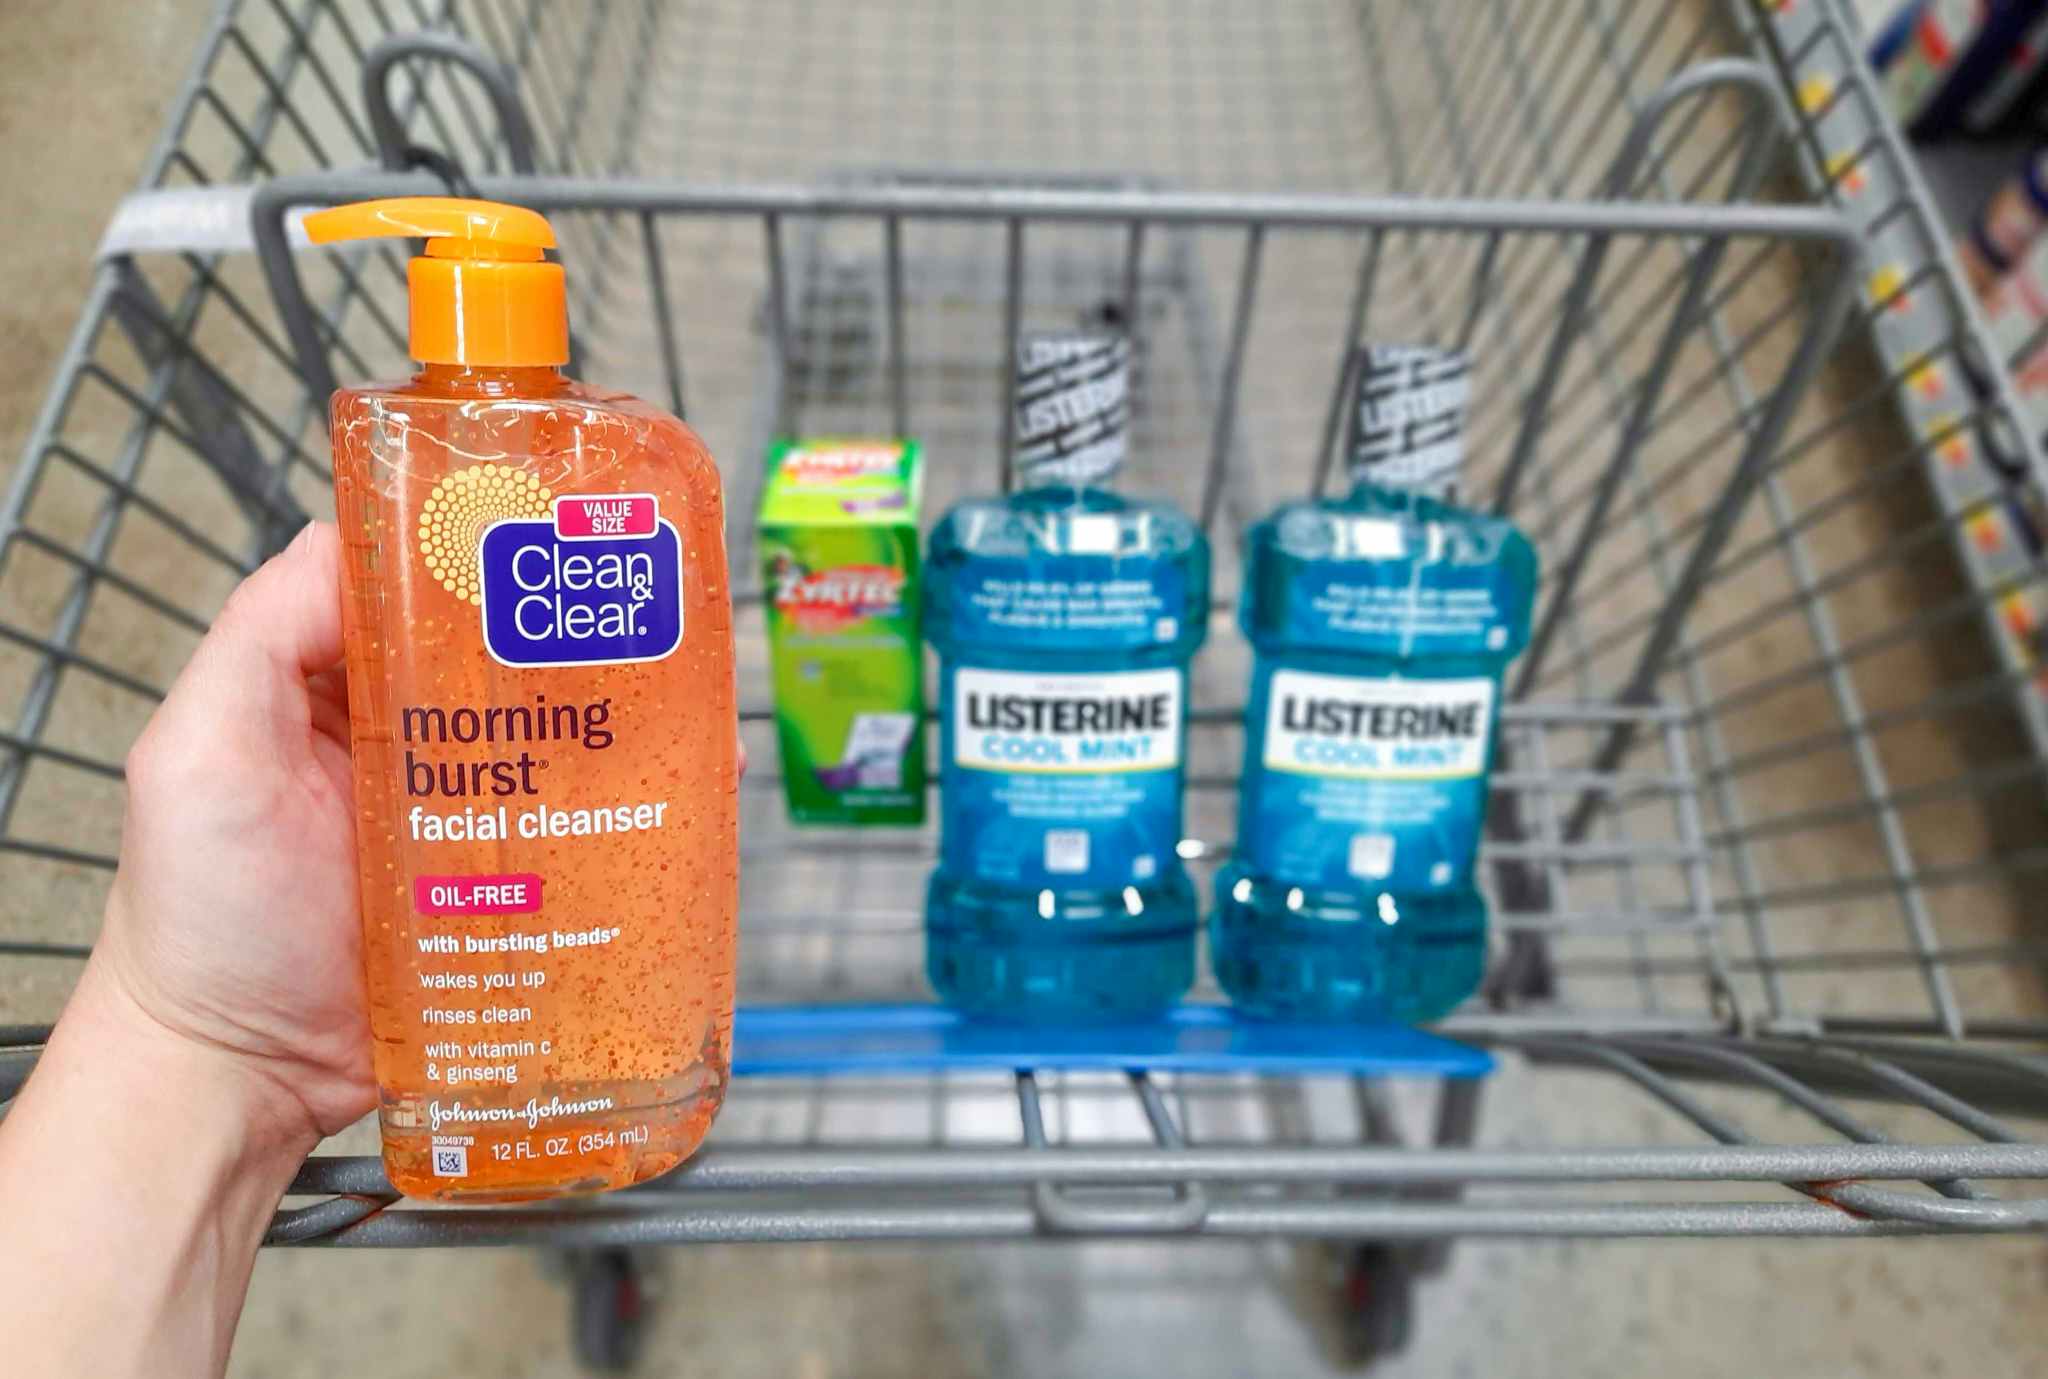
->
[
  {"left": 1264, "top": 670, "right": 1493, "bottom": 781},
  {"left": 1044, "top": 829, "right": 1091, "bottom": 874},
  {"left": 1348, "top": 832, "right": 1395, "bottom": 879},
  {"left": 954, "top": 667, "right": 1182, "bottom": 774},
  {"left": 1068, "top": 514, "right": 1122, "bottom": 554},
  {"left": 1346, "top": 517, "right": 1407, "bottom": 559}
]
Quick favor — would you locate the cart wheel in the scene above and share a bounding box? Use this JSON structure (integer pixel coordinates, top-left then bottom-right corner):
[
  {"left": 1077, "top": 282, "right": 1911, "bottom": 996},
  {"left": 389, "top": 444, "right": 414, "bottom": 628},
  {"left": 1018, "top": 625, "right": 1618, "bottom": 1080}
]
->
[
  {"left": 1330, "top": 1243, "right": 1414, "bottom": 1368},
  {"left": 570, "top": 1248, "right": 647, "bottom": 1373}
]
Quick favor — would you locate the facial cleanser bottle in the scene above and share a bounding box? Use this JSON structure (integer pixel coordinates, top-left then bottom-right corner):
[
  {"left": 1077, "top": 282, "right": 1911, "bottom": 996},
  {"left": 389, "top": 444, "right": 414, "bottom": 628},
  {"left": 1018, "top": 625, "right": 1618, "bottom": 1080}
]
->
[{"left": 313, "top": 197, "right": 737, "bottom": 1200}]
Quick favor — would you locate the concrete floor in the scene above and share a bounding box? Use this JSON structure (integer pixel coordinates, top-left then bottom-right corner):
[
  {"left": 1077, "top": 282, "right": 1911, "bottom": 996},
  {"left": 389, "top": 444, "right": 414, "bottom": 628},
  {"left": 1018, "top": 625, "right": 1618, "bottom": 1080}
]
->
[{"left": 4, "top": 2, "right": 2048, "bottom": 1376}]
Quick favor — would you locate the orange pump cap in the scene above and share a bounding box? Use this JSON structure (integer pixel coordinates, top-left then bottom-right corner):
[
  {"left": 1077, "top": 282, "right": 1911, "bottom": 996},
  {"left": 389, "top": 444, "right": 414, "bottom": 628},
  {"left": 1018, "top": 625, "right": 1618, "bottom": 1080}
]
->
[{"left": 302, "top": 196, "right": 568, "bottom": 367}]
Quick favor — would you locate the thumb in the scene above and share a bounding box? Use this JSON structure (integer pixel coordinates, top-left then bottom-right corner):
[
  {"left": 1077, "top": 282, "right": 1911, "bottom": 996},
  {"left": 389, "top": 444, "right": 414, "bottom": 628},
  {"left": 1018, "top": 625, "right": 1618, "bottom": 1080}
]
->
[
  {"left": 153, "top": 523, "right": 346, "bottom": 740},
  {"left": 210, "top": 522, "right": 347, "bottom": 681}
]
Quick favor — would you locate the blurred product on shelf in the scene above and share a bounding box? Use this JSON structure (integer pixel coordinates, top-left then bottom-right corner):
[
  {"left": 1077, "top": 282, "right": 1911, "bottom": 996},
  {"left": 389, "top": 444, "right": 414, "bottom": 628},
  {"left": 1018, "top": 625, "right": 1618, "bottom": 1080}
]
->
[
  {"left": 1211, "top": 346, "right": 1535, "bottom": 1024},
  {"left": 1869, "top": 0, "right": 1932, "bottom": 72},
  {"left": 758, "top": 438, "right": 927, "bottom": 826},
  {"left": 1961, "top": 5, "right": 2048, "bottom": 132},
  {"left": 1872, "top": 0, "right": 2048, "bottom": 139},
  {"left": 1864, "top": 1, "right": 2048, "bottom": 726},
  {"left": 1980, "top": 225, "right": 2048, "bottom": 402},
  {"left": 1958, "top": 145, "right": 2048, "bottom": 293},
  {"left": 1873, "top": 0, "right": 1981, "bottom": 134},
  {"left": 923, "top": 332, "right": 1211, "bottom": 1020}
]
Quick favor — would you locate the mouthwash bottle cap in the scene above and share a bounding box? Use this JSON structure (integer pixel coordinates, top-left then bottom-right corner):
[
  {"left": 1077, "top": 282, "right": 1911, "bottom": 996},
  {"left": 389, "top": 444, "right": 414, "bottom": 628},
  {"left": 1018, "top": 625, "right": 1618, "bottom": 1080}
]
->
[
  {"left": 303, "top": 196, "right": 569, "bottom": 368},
  {"left": 1014, "top": 331, "right": 1131, "bottom": 487},
  {"left": 1345, "top": 344, "right": 1471, "bottom": 500}
]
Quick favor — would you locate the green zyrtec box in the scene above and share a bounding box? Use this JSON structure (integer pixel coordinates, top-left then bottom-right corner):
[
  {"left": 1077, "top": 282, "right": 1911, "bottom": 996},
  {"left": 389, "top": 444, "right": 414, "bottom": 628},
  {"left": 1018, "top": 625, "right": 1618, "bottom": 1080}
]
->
[{"left": 758, "top": 438, "right": 926, "bottom": 825}]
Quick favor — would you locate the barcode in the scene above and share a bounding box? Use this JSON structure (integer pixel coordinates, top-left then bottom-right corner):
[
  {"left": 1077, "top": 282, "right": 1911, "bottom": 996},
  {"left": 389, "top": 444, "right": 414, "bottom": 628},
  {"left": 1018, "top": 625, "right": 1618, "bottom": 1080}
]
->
[
  {"left": 431, "top": 1145, "right": 469, "bottom": 1178},
  {"left": 1348, "top": 833, "right": 1394, "bottom": 880},
  {"left": 1044, "top": 829, "right": 1090, "bottom": 874}
]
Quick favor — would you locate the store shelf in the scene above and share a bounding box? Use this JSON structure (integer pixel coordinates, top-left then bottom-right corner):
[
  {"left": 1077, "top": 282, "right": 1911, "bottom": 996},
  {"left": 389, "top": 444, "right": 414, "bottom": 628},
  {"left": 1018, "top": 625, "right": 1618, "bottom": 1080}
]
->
[{"left": 1743, "top": 0, "right": 2048, "bottom": 760}]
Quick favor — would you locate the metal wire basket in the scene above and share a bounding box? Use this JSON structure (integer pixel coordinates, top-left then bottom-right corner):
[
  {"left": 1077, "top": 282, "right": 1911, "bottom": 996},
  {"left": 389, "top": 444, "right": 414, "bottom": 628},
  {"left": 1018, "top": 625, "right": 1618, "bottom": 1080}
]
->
[{"left": 6, "top": 0, "right": 2048, "bottom": 1362}]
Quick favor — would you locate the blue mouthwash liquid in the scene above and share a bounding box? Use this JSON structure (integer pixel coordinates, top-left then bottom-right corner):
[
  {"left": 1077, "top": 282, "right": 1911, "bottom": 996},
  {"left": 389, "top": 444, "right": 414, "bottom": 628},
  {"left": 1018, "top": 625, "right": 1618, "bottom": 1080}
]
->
[
  {"left": 1213, "top": 345, "right": 1535, "bottom": 1022},
  {"left": 925, "top": 334, "right": 1210, "bottom": 1019}
]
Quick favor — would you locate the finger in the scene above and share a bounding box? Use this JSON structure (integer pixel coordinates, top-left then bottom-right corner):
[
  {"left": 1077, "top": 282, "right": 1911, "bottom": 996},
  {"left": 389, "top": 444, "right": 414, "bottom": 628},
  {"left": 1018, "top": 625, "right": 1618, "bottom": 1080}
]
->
[
  {"left": 305, "top": 664, "right": 352, "bottom": 745},
  {"left": 211, "top": 522, "right": 347, "bottom": 680},
  {"left": 150, "top": 523, "right": 346, "bottom": 743}
]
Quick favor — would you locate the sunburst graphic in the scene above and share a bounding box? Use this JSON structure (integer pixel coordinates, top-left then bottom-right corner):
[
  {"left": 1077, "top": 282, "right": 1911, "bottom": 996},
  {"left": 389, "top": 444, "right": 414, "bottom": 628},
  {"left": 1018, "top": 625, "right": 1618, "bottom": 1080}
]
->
[{"left": 417, "top": 464, "right": 553, "bottom": 605}]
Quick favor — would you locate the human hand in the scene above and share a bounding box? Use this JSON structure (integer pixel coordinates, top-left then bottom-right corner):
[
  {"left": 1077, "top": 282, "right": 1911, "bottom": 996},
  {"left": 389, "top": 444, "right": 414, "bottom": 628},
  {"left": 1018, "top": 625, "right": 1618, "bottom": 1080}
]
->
[
  {"left": 90, "top": 520, "right": 373, "bottom": 1146},
  {"left": 0, "top": 522, "right": 382, "bottom": 1376},
  {"left": 3, "top": 519, "right": 752, "bottom": 1375}
]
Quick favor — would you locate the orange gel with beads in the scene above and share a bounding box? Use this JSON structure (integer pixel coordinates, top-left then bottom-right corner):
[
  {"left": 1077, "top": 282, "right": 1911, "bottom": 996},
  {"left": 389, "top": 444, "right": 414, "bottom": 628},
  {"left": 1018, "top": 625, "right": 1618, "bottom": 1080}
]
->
[{"left": 316, "top": 198, "right": 736, "bottom": 1201}]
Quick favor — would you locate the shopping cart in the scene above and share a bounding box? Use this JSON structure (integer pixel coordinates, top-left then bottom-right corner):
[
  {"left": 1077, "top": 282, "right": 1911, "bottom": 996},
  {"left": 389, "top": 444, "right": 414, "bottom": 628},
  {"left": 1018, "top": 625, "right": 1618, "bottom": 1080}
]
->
[{"left": 5, "top": 0, "right": 2048, "bottom": 1368}]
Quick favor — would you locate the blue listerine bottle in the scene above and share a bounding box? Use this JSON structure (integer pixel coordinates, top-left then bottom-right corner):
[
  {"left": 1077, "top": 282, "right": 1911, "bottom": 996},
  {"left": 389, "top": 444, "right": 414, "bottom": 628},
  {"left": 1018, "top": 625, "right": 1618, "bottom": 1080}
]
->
[
  {"left": 925, "top": 333, "right": 1211, "bottom": 1020},
  {"left": 1214, "top": 345, "right": 1535, "bottom": 1022}
]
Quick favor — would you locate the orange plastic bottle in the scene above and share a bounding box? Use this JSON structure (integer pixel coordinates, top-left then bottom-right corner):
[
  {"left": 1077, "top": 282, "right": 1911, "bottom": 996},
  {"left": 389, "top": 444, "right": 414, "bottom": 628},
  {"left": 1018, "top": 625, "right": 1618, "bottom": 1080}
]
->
[{"left": 311, "top": 198, "right": 737, "bottom": 1201}]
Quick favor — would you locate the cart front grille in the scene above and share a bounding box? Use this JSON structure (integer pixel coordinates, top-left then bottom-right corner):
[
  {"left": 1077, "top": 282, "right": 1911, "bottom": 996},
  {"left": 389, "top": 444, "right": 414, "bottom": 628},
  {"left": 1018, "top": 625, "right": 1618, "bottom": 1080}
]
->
[{"left": 3, "top": 0, "right": 2045, "bottom": 1245}]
